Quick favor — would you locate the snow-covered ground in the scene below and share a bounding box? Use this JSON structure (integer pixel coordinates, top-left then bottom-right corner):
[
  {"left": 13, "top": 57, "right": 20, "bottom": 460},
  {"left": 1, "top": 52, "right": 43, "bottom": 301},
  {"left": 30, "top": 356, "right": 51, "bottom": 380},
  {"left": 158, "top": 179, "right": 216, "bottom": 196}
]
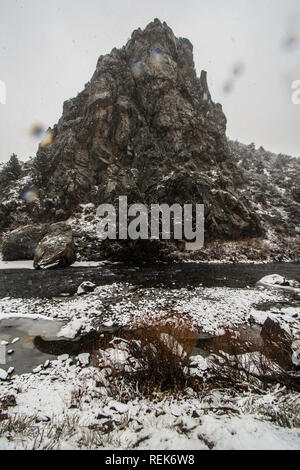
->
[
  {"left": 0, "top": 260, "right": 35, "bottom": 270},
  {"left": 0, "top": 260, "right": 109, "bottom": 270},
  {"left": 0, "top": 280, "right": 299, "bottom": 450},
  {"left": 1, "top": 362, "right": 299, "bottom": 450},
  {"left": 0, "top": 282, "right": 298, "bottom": 337},
  {"left": 0, "top": 280, "right": 298, "bottom": 349}
]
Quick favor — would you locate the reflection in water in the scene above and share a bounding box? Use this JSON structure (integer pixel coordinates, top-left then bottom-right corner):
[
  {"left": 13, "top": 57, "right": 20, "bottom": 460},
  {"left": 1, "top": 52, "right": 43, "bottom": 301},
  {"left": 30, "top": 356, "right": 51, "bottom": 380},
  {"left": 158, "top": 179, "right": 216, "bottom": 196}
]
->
[{"left": 0, "top": 317, "right": 66, "bottom": 375}]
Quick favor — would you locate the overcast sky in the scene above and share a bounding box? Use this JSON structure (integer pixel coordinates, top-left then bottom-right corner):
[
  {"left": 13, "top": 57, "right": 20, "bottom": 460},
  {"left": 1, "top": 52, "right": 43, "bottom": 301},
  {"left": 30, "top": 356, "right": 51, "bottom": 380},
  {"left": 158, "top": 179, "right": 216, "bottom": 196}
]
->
[{"left": 0, "top": 0, "right": 299, "bottom": 163}]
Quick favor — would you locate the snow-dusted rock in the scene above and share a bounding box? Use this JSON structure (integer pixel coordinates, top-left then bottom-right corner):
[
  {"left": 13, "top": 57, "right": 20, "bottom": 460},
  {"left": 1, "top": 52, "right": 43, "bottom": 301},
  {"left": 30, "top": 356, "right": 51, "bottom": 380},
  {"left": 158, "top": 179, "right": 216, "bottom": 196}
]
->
[
  {"left": 35, "top": 413, "right": 51, "bottom": 423},
  {"left": 259, "top": 274, "right": 287, "bottom": 285},
  {"left": 34, "top": 222, "right": 76, "bottom": 269},
  {"left": 77, "top": 281, "right": 97, "bottom": 296},
  {"left": 2, "top": 225, "right": 45, "bottom": 261},
  {"left": 108, "top": 400, "right": 129, "bottom": 414},
  {"left": 0, "top": 368, "right": 8, "bottom": 380},
  {"left": 57, "top": 354, "right": 69, "bottom": 362},
  {"left": 102, "top": 348, "right": 129, "bottom": 366},
  {"left": 108, "top": 337, "right": 130, "bottom": 351},
  {"left": 77, "top": 353, "right": 90, "bottom": 366},
  {"left": 57, "top": 317, "right": 85, "bottom": 339},
  {"left": 256, "top": 274, "right": 300, "bottom": 292}
]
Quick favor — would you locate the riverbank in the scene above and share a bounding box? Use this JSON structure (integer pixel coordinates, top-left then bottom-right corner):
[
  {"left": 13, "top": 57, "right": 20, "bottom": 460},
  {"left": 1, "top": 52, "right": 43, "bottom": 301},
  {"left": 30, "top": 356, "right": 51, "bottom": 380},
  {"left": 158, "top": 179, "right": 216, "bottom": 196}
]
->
[{"left": 0, "top": 263, "right": 299, "bottom": 450}]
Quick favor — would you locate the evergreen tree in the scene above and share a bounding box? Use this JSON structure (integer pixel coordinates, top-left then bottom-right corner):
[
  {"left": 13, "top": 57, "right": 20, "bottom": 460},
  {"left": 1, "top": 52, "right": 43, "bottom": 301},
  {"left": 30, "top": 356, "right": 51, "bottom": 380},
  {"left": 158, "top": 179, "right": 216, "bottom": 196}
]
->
[{"left": 0, "top": 153, "right": 22, "bottom": 187}]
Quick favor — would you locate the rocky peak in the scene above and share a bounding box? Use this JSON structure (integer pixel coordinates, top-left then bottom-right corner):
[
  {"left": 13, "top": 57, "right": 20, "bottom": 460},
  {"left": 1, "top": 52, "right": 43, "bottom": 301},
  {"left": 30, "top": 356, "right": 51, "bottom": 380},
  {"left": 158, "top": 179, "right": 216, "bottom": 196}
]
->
[{"left": 2, "top": 20, "right": 263, "bottom": 250}]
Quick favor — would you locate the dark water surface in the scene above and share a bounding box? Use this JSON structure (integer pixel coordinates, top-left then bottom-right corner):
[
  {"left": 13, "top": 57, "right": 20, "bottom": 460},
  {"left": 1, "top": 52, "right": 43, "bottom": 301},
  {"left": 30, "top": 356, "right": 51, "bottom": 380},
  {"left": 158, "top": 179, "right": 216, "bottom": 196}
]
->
[
  {"left": 0, "top": 317, "right": 66, "bottom": 375},
  {"left": 0, "top": 262, "right": 299, "bottom": 299}
]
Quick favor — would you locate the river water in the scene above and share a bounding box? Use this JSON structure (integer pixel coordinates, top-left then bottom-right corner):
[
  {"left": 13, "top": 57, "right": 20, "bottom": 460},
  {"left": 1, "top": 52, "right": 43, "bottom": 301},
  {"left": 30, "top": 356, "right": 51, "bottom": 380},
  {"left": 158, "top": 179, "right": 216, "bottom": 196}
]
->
[
  {"left": 0, "top": 262, "right": 299, "bottom": 375},
  {"left": 0, "top": 317, "right": 66, "bottom": 375},
  {"left": 0, "top": 262, "right": 299, "bottom": 299}
]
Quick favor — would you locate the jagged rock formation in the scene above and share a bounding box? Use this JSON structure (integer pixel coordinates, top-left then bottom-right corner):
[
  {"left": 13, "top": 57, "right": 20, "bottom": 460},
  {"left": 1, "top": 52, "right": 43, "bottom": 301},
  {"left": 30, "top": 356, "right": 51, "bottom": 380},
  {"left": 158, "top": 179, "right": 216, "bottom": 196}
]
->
[
  {"left": 191, "top": 143, "right": 300, "bottom": 262},
  {"left": 31, "top": 19, "right": 261, "bottom": 240},
  {"left": 0, "top": 19, "right": 299, "bottom": 262}
]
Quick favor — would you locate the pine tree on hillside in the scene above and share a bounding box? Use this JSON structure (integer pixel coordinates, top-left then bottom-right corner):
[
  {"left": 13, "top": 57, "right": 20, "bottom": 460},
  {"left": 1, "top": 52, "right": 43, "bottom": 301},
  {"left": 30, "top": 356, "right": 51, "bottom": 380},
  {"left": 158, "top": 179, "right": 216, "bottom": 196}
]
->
[{"left": 0, "top": 153, "right": 23, "bottom": 187}]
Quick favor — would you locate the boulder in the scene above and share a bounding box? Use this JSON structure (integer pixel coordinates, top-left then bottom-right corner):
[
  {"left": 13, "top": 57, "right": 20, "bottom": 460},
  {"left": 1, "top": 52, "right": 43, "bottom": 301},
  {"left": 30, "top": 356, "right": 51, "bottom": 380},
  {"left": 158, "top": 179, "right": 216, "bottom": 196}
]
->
[
  {"left": 77, "top": 281, "right": 97, "bottom": 296},
  {"left": 256, "top": 274, "right": 300, "bottom": 293},
  {"left": 33, "top": 222, "right": 76, "bottom": 269},
  {"left": 0, "top": 369, "right": 8, "bottom": 381},
  {"left": 2, "top": 225, "right": 45, "bottom": 261}
]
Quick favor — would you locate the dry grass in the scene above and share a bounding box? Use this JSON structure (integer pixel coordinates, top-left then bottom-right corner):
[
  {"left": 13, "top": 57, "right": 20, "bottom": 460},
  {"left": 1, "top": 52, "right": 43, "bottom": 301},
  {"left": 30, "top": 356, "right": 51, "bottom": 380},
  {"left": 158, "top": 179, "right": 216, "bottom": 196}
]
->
[
  {"left": 0, "top": 411, "right": 119, "bottom": 450},
  {"left": 250, "top": 398, "right": 300, "bottom": 428},
  {"left": 240, "top": 386, "right": 300, "bottom": 429}
]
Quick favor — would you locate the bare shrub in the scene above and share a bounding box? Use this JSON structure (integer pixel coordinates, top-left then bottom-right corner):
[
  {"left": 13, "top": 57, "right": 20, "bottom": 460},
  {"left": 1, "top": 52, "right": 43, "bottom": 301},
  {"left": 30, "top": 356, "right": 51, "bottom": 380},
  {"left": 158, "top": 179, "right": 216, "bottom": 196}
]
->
[
  {"left": 91, "top": 317, "right": 299, "bottom": 400},
  {"left": 252, "top": 398, "right": 300, "bottom": 428},
  {"left": 125, "top": 313, "right": 199, "bottom": 395},
  {"left": 92, "top": 313, "right": 200, "bottom": 397},
  {"left": 206, "top": 328, "right": 300, "bottom": 393}
]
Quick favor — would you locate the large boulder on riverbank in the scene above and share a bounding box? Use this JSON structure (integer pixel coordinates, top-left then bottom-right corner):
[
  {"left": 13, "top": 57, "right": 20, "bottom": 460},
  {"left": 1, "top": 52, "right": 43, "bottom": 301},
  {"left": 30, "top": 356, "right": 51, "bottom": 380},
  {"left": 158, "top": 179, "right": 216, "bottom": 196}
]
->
[
  {"left": 2, "top": 225, "right": 45, "bottom": 261},
  {"left": 256, "top": 274, "right": 300, "bottom": 293},
  {"left": 33, "top": 222, "right": 76, "bottom": 269}
]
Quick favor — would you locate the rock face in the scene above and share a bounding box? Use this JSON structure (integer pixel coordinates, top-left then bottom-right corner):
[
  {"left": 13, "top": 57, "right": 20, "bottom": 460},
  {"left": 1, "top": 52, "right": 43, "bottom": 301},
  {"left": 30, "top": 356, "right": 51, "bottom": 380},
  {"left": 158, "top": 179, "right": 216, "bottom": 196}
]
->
[
  {"left": 33, "top": 222, "right": 76, "bottom": 269},
  {"left": 32, "top": 19, "right": 262, "bottom": 241},
  {"left": 2, "top": 225, "right": 45, "bottom": 261},
  {"left": 229, "top": 141, "right": 300, "bottom": 239}
]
